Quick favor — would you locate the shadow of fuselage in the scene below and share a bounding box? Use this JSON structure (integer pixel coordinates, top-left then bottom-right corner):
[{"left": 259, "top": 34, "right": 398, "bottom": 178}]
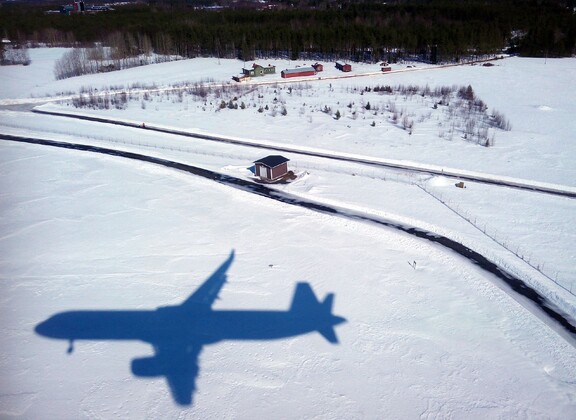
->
[{"left": 34, "top": 251, "right": 346, "bottom": 405}]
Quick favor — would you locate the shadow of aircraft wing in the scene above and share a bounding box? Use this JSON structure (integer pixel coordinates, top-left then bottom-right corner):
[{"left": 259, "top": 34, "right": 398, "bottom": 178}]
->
[
  {"left": 181, "top": 250, "right": 235, "bottom": 309},
  {"left": 131, "top": 343, "right": 203, "bottom": 406}
]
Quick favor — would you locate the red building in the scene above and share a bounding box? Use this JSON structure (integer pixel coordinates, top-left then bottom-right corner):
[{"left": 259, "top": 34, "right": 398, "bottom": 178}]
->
[
  {"left": 312, "top": 63, "right": 324, "bottom": 72},
  {"left": 253, "top": 155, "right": 290, "bottom": 181},
  {"left": 335, "top": 61, "right": 352, "bottom": 72},
  {"left": 281, "top": 67, "right": 316, "bottom": 78}
]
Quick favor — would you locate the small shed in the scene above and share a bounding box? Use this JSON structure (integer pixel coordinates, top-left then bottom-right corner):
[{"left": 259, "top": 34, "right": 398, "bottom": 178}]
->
[
  {"left": 254, "top": 155, "right": 290, "bottom": 181},
  {"left": 281, "top": 67, "right": 316, "bottom": 78},
  {"left": 232, "top": 74, "right": 251, "bottom": 82},
  {"left": 312, "top": 62, "right": 324, "bottom": 72},
  {"left": 335, "top": 61, "right": 352, "bottom": 72},
  {"left": 455, "top": 181, "right": 466, "bottom": 189}
]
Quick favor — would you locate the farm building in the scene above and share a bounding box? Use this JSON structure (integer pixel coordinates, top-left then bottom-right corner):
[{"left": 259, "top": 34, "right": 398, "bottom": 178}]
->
[
  {"left": 242, "top": 63, "right": 276, "bottom": 77},
  {"left": 253, "top": 155, "right": 290, "bottom": 181},
  {"left": 381, "top": 66, "right": 391, "bottom": 72},
  {"left": 335, "top": 61, "right": 352, "bottom": 72},
  {"left": 60, "top": 1, "right": 85, "bottom": 14},
  {"left": 312, "top": 63, "right": 324, "bottom": 72},
  {"left": 281, "top": 67, "right": 316, "bottom": 78},
  {"left": 232, "top": 74, "right": 251, "bottom": 82}
]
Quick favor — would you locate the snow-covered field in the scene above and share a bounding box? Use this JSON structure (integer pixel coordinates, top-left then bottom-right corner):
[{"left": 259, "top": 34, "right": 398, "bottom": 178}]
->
[{"left": 1, "top": 49, "right": 575, "bottom": 418}]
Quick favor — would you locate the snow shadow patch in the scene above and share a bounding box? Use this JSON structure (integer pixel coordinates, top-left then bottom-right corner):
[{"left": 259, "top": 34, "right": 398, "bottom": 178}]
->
[{"left": 34, "top": 250, "right": 346, "bottom": 406}]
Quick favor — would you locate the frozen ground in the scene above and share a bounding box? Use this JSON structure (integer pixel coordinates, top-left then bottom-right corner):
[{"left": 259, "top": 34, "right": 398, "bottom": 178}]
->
[{"left": 1, "top": 49, "right": 575, "bottom": 418}]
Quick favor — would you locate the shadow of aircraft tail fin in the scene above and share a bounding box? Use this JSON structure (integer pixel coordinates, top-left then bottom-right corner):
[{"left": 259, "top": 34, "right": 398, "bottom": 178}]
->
[
  {"left": 290, "top": 282, "right": 320, "bottom": 313},
  {"left": 290, "top": 283, "right": 345, "bottom": 344}
]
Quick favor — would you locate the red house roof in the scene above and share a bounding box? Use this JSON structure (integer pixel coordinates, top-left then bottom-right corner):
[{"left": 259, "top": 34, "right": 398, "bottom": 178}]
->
[{"left": 281, "top": 67, "right": 316, "bottom": 77}]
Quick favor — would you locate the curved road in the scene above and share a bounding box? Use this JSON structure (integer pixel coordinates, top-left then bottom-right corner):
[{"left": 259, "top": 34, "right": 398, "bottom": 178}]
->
[
  {"left": 31, "top": 109, "right": 576, "bottom": 199},
  {"left": 2, "top": 133, "right": 575, "bottom": 347}
]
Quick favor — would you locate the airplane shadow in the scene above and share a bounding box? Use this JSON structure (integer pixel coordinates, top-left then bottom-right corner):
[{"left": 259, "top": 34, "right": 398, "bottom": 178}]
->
[{"left": 34, "top": 250, "right": 346, "bottom": 406}]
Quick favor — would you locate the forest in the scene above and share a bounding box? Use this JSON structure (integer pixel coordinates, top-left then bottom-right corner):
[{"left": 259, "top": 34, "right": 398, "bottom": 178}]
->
[{"left": 1, "top": 0, "right": 575, "bottom": 63}]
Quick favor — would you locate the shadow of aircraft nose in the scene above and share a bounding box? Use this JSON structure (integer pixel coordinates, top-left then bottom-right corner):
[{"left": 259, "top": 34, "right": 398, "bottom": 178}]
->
[{"left": 34, "top": 320, "right": 50, "bottom": 336}]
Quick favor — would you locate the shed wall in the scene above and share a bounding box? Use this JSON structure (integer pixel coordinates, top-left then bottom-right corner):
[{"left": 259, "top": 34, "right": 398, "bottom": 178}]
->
[
  {"left": 256, "top": 164, "right": 269, "bottom": 179},
  {"left": 271, "top": 163, "right": 288, "bottom": 179}
]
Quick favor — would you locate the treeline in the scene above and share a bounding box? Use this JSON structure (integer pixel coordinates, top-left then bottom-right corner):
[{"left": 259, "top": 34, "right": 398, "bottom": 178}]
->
[
  {"left": 52, "top": 44, "right": 178, "bottom": 79},
  {"left": 1, "top": 0, "right": 574, "bottom": 62}
]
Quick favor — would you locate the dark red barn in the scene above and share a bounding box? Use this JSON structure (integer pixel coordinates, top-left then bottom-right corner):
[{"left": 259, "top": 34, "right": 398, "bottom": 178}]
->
[
  {"left": 281, "top": 67, "right": 316, "bottom": 78},
  {"left": 335, "top": 61, "right": 352, "bottom": 72}
]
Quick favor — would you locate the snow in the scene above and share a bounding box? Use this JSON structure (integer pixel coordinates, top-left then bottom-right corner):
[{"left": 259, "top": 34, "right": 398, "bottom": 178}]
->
[{"left": 1, "top": 49, "right": 575, "bottom": 418}]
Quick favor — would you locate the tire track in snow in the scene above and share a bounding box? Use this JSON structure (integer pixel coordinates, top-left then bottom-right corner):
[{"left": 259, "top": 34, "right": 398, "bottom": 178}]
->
[
  {"left": 2, "top": 133, "right": 575, "bottom": 348},
  {"left": 31, "top": 109, "right": 576, "bottom": 199}
]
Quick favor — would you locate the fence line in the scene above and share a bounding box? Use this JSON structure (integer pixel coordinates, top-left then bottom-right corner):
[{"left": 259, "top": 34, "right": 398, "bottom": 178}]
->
[{"left": 417, "top": 183, "right": 573, "bottom": 296}]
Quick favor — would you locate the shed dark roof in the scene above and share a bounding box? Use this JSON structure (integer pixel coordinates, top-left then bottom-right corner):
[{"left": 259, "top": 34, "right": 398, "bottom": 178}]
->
[{"left": 254, "top": 155, "right": 290, "bottom": 168}]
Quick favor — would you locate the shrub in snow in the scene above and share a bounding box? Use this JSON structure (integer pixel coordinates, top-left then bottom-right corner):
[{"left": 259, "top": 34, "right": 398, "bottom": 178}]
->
[
  {"left": 1, "top": 45, "right": 31, "bottom": 66},
  {"left": 491, "top": 110, "right": 512, "bottom": 131},
  {"left": 402, "top": 116, "right": 414, "bottom": 133},
  {"left": 458, "top": 85, "right": 475, "bottom": 101},
  {"left": 62, "top": 76, "right": 511, "bottom": 149}
]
